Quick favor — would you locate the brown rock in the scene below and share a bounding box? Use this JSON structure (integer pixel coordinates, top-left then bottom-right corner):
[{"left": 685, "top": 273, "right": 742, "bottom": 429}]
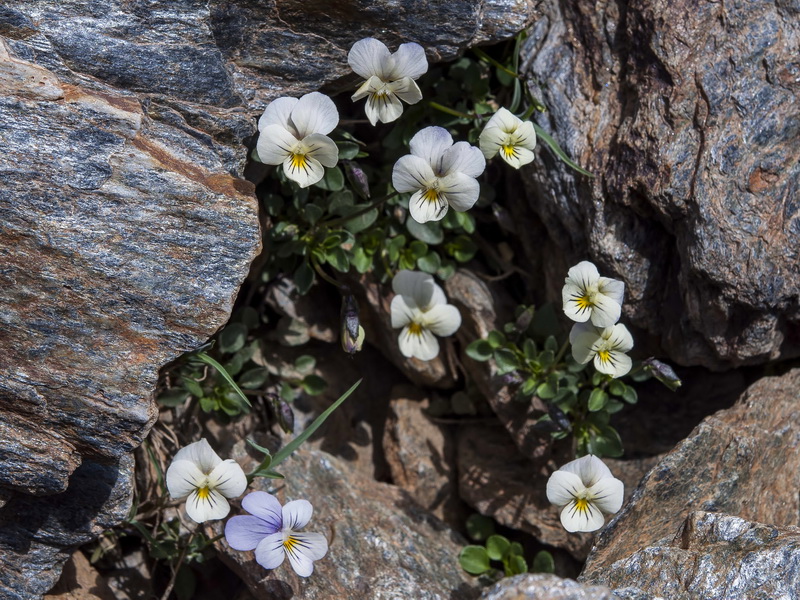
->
[
  {"left": 45, "top": 550, "right": 115, "bottom": 600},
  {"left": 582, "top": 368, "right": 800, "bottom": 579},
  {"left": 383, "top": 384, "right": 467, "bottom": 527},
  {"left": 585, "top": 512, "right": 800, "bottom": 600},
  {"left": 518, "top": 0, "right": 800, "bottom": 369},
  {"left": 481, "top": 573, "right": 617, "bottom": 600}
]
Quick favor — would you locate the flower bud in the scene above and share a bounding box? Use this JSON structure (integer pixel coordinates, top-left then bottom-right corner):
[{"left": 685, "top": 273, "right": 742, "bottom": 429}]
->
[
  {"left": 643, "top": 358, "right": 682, "bottom": 391},
  {"left": 268, "top": 394, "right": 295, "bottom": 434},
  {"left": 343, "top": 160, "right": 371, "bottom": 200},
  {"left": 340, "top": 293, "right": 365, "bottom": 355}
]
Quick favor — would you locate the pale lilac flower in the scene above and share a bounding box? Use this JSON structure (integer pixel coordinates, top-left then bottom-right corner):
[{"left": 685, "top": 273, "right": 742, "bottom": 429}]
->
[
  {"left": 165, "top": 439, "right": 247, "bottom": 523},
  {"left": 479, "top": 108, "right": 537, "bottom": 168},
  {"left": 225, "top": 491, "right": 328, "bottom": 577},
  {"left": 348, "top": 38, "right": 428, "bottom": 125},
  {"left": 390, "top": 270, "right": 461, "bottom": 360},
  {"left": 546, "top": 455, "right": 624, "bottom": 533},
  {"left": 256, "top": 92, "right": 339, "bottom": 188},
  {"left": 392, "top": 126, "right": 485, "bottom": 224},
  {"left": 569, "top": 321, "right": 634, "bottom": 378},
  {"left": 562, "top": 261, "right": 625, "bottom": 328}
]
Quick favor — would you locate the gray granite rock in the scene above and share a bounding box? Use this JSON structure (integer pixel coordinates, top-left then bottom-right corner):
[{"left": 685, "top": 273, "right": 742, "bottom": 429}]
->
[
  {"left": 588, "top": 512, "right": 800, "bottom": 600},
  {"left": 517, "top": 0, "right": 800, "bottom": 369},
  {"left": 582, "top": 368, "right": 800, "bottom": 580},
  {"left": 214, "top": 448, "right": 478, "bottom": 600},
  {"left": 481, "top": 574, "right": 618, "bottom": 600}
]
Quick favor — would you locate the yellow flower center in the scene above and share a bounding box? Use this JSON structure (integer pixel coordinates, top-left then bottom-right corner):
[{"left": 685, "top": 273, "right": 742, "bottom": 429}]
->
[
  {"left": 501, "top": 144, "right": 518, "bottom": 159},
  {"left": 408, "top": 322, "right": 423, "bottom": 336},
  {"left": 196, "top": 486, "right": 211, "bottom": 500},
  {"left": 290, "top": 153, "right": 308, "bottom": 171},
  {"left": 422, "top": 188, "right": 441, "bottom": 203},
  {"left": 574, "top": 497, "right": 590, "bottom": 513},
  {"left": 597, "top": 350, "right": 611, "bottom": 364},
  {"left": 284, "top": 535, "right": 300, "bottom": 554},
  {"left": 575, "top": 294, "right": 594, "bottom": 310}
]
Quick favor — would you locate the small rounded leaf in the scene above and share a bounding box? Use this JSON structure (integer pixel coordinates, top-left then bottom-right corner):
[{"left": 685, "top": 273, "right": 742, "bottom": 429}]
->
[{"left": 459, "top": 546, "right": 490, "bottom": 575}]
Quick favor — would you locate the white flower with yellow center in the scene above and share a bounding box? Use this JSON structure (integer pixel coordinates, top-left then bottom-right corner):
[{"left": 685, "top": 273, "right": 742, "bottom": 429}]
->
[
  {"left": 569, "top": 321, "right": 634, "bottom": 378},
  {"left": 478, "top": 107, "right": 537, "bottom": 168},
  {"left": 390, "top": 270, "right": 461, "bottom": 360},
  {"left": 348, "top": 38, "right": 428, "bottom": 125},
  {"left": 562, "top": 261, "right": 625, "bottom": 328},
  {"left": 165, "top": 438, "right": 248, "bottom": 523},
  {"left": 546, "top": 454, "right": 624, "bottom": 533},
  {"left": 392, "top": 126, "right": 486, "bottom": 224},
  {"left": 256, "top": 92, "right": 339, "bottom": 188}
]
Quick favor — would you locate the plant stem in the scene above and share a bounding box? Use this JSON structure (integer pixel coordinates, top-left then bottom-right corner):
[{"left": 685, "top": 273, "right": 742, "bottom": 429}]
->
[
  {"left": 471, "top": 47, "right": 519, "bottom": 79},
  {"left": 160, "top": 529, "right": 195, "bottom": 600},
  {"left": 429, "top": 102, "right": 475, "bottom": 120},
  {"left": 310, "top": 257, "right": 344, "bottom": 290},
  {"left": 553, "top": 339, "right": 570, "bottom": 366}
]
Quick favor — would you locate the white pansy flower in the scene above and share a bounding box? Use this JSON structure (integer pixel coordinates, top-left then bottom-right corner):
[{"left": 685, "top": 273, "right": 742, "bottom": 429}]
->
[
  {"left": 390, "top": 270, "right": 461, "bottom": 360},
  {"left": 479, "top": 107, "right": 537, "bottom": 168},
  {"left": 569, "top": 321, "right": 634, "bottom": 378},
  {"left": 562, "top": 261, "right": 625, "bottom": 328},
  {"left": 348, "top": 37, "right": 428, "bottom": 125},
  {"left": 392, "top": 126, "right": 486, "bottom": 224},
  {"left": 256, "top": 92, "right": 339, "bottom": 188},
  {"left": 546, "top": 454, "right": 624, "bottom": 533},
  {"left": 165, "top": 438, "right": 248, "bottom": 523}
]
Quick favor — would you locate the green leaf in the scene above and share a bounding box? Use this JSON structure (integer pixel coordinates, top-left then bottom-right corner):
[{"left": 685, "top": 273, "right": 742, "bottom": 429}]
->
[
  {"left": 238, "top": 367, "right": 269, "bottom": 389},
  {"left": 521, "top": 377, "right": 538, "bottom": 396},
  {"left": 465, "top": 339, "right": 493, "bottom": 361},
  {"left": 301, "top": 374, "right": 327, "bottom": 396},
  {"left": 608, "top": 380, "right": 625, "bottom": 397},
  {"left": 181, "top": 376, "right": 204, "bottom": 399},
  {"left": 588, "top": 424, "right": 624, "bottom": 457},
  {"left": 494, "top": 348, "right": 522, "bottom": 374},
  {"left": 315, "top": 166, "right": 345, "bottom": 191},
  {"left": 605, "top": 398, "right": 625, "bottom": 414},
  {"left": 195, "top": 353, "right": 251, "bottom": 408},
  {"left": 532, "top": 550, "right": 555, "bottom": 573},
  {"left": 459, "top": 546, "right": 490, "bottom": 575},
  {"left": 417, "top": 251, "right": 441, "bottom": 273},
  {"left": 487, "top": 330, "right": 506, "bottom": 348},
  {"left": 532, "top": 123, "right": 595, "bottom": 177},
  {"left": 294, "top": 261, "right": 315, "bottom": 294},
  {"left": 343, "top": 208, "right": 378, "bottom": 234},
  {"left": 536, "top": 382, "right": 557, "bottom": 400},
  {"left": 465, "top": 514, "right": 495, "bottom": 542},
  {"left": 588, "top": 388, "right": 609, "bottom": 412},
  {"left": 329, "top": 190, "right": 354, "bottom": 213},
  {"left": 351, "top": 246, "right": 372, "bottom": 273},
  {"left": 326, "top": 247, "right": 350, "bottom": 273},
  {"left": 486, "top": 535, "right": 510, "bottom": 561},
  {"left": 303, "top": 203, "right": 324, "bottom": 225},
  {"left": 406, "top": 218, "right": 444, "bottom": 244},
  {"left": 199, "top": 395, "right": 215, "bottom": 413},
  {"left": 294, "top": 354, "right": 316, "bottom": 374},
  {"left": 218, "top": 322, "right": 247, "bottom": 354},
  {"left": 523, "top": 338, "right": 538, "bottom": 359},
  {"left": 507, "top": 554, "right": 528, "bottom": 576},
  {"left": 336, "top": 141, "right": 360, "bottom": 160},
  {"left": 409, "top": 240, "right": 428, "bottom": 259},
  {"left": 158, "top": 389, "right": 188, "bottom": 407},
  {"left": 268, "top": 379, "right": 362, "bottom": 470},
  {"left": 544, "top": 335, "right": 558, "bottom": 352},
  {"left": 622, "top": 385, "right": 638, "bottom": 404},
  {"left": 246, "top": 439, "right": 273, "bottom": 464}
]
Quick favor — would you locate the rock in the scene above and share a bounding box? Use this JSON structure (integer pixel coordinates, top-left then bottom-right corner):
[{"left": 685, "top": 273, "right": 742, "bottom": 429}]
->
[
  {"left": 582, "top": 368, "right": 800, "bottom": 579},
  {"left": 457, "top": 425, "right": 659, "bottom": 559},
  {"left": 0, "top": 457, "right": 134, "bottom": 600},
  {"left": 481, "top": 573, "right": 617, "bottom": 600},
  {"left": 586, "top": 512, "right": 800, "bottom": 600},
  {"left": 264, "top": 277, "right": 339, "bottom": 344},
  {"left": 44, "top": 550, "right": 115, "bottom": 600},
  {"left": 214, "top": 448, "right": 478, "bottom": 600},
  {"left": 518, "top": 0, "right": 800, "bottom": 369},
  {"left": 383, "top": 385, "right": 467, "bottom": 527}
]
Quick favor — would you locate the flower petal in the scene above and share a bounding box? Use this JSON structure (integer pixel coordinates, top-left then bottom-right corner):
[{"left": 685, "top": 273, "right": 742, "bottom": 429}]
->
[
  {"left": 254, "top": 532, "right": 287, "bottom": 570},
  {"left": 242, "top": 491, "right": 284, "bottom": 530},
  {"left": 389, "top": 42, "right": 428, "bottom": 80},
  {"left": 398, "top": 325, "right": 439, "bottom": 360},
  {"left": 440, "top": 142, "right": 486, "bottom": 178},
  {"left": 207, "top": 459, "right": 247, "bottom": 499},
  {"left": 499, "top": 145, "right": 535, "bottom": 169},
  {"left": 282, "top": 153, "right": 324, "bottom": 188},
  {"left": 560, "top": 498, "right": 606, "bottom": 533},
  {"left": 597, "top": 276, "right": 624, "bottom": 305},
  {"left": 607, "top": 323, "right": 634, "bottom": 352},
  {"left": 392, "top": 154, "right": 436, "bottom": 193},
  {"left": 303, "top": 133, "right": 339, "bottom": 168},
  {"left": 348, "top": 38, "right": 391, "bottom": 80},
  {"left": 351, "top": 75, "right": 384, "bottom": 103},
  {"left": 511, "top": 120, "right": 537, "bottom": 151},
  {"left": 258, "top": 97, "right": 298, "bottom": 134},
  {"left": 478, "top": 126, "right": 506, "bottom": 159},
  {"left": 567, "top": 261, "right": 600, "bottom": 287},
  {"left": 171, "top": 439, "right": 222, "bottom": 474},
  {"left": 185, "top": 487, "right": 230, "bottom": 523},
  {"left": 392, "top": 270, "right": 436, "bottom": 309},
  {"left": 290, "top": 92, "right": 339, "bottom": 138},
  {"left": 256, "top": 124, "right": 299, "bottom": 166},
  {"left": 587, "top": 476, "right": 624, "bottom": 515},
  {"left": 165, "top": 459, "right": 206, "bottom": 499},
  {"left": 387, "top": 77, "right": 423, "bottom": 105},
  {"left": 569, "top": 322, "right": 601, "bottom": 364},
  {"left": 283, "top": 499, "right": 313, "bottom": 531},
  {"left": 439, "top": 171, "right": 480, "bottom": 212},
  {"left": 408, "top": 188, "right": 449, "bottom": 223},
  {"left": 422, "top": 303, "right": 461, "bottom": 337},
  {"left": 590, "top": 293, "right": 622, "bottom": 328},
  {"left": 594, "top": 349, "right": 632, "bottom": 378},
  {"left": 485, "top": 107, "right": 522, "bottom": 132},
  {"left": 546, "top": 470, "right": 584, "bottom": 507},
  {"left": 225, "top": 515, "right": 279, "bottom": 551},
  {"left": 365, "top": 89, "right": 403, "bottom": 125},
  {"left": 559, "top": 455, "right": 613, "bottom": 487},
  {"left": 562, "top": 281, "right": 593, "bottom": 323},
  {"left": 409, "top": 126, "right": 453, "bottom": 169},
  {"left": 391, "top": 294, "right": 416, "bottom": 328},
  {"left": 284, "top": 532, "right": 328, "bottom": 577}
]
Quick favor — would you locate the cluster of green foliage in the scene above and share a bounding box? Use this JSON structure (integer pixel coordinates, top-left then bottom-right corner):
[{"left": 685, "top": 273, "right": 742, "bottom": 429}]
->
[{"left": 459, "top": 515, "right": 554, "bottom": 580}]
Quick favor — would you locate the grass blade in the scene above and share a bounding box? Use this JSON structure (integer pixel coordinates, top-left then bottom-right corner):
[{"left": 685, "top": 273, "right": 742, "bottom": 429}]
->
[
  {"left": 195, "top": 352, "right": 251, "bottom": 408},
  {"left": 532, "top": 123, "right": 595, "bottom": 178}
]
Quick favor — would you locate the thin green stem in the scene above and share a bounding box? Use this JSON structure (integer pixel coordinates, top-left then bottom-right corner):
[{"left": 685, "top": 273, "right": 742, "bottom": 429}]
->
[
  {"left": 472, "top": 47, "right": 519, "bottom": 79},
  {"left": 429, "top": 101, "right": 474, "bottom": 120},
  {"left": 160, "top": 529, "right": 195, "bottom": 600},
  {"left": 553, "top": 339, "right": 570, "bottom": 366},
  {"left": 310, "top": 256, "right": 344, "bottom": 290}
]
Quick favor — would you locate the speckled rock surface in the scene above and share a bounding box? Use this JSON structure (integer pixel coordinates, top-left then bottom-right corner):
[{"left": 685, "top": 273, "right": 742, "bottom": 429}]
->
[
  {"left": 214, "top": 448, "right": 478, "bottom": 600},
  {"left": 481, "top": 574, "right": 617, "bottom": 600},
  {"left": 582, "top": 368, "right": 800, "bottom": 579},
  {"left": 588, "top": 512, "right": 800, "bottom": 600},
  {"left": 518, "top": 0, "right": 800, "bottom": 369}
]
